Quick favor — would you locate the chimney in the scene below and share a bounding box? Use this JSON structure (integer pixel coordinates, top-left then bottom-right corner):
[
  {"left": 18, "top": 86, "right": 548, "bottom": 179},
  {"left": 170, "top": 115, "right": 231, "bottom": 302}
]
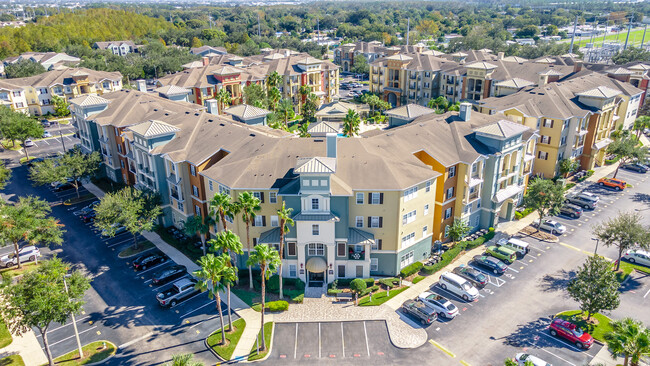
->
[
  {"left": 285, "top": 50, "right": 290, "bottom": 57},
  {"left": 573, "top": 60, "right": 583, "bottom": 73},
  {"left": 205, "top": 99, "right": 219, "bottom": 115},
  {"left": 136, "top": 80, "right": 147, "bottom": 92},
  {"left": 538, "top": 74, "right": 549, "bottom": 87},
  {"left": 459, "top": 102, "right": 472, "bottom": 122},
  {"left": 202, "top": 56, "right": 209, "bottom": 67},
  {"left": 326, "top": 132, "right": 337, "bottom": 158},
  {"left": 497, "top": 51, "right": 504, "bottom": 60}
]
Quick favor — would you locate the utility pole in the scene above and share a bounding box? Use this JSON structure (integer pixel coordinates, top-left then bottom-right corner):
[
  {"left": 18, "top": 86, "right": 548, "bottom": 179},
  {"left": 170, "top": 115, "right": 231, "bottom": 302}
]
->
[
  {"left": 624, "top": 17, "right": 633, "bottom": 50},
  {"left": 602, "top": 14, "right": 609, "bottom": 47},
  {"left": 257, "top": 13, "right": 261, "bottom": 37},
  {"left": 406, "top": 18, "right": 410, "bottom": 46},
  {"left": 63, "top": 274, "right": 83, "bottom": 360},
  {"left": 569, "top": 15, "right": 578, "bottom": 54},
  {"left": 641, "top": 24, "right": 647, "bottom": 49}
]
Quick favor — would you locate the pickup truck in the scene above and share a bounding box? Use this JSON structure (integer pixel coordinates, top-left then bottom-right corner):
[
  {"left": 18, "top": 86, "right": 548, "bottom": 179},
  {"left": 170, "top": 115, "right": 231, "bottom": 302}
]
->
[{"left": 156, "top": 278, "right": 199, "bottom": 307}]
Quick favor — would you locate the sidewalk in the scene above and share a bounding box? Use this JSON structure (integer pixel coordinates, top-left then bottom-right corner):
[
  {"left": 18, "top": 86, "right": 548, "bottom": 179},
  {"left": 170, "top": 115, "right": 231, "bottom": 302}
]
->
[{"left": 0, "top": 330, "right": 48, "bottom": 365}]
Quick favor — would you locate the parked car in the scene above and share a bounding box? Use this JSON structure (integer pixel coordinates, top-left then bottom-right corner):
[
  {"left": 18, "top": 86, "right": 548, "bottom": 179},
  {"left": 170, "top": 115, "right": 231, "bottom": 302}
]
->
[
  {"left": 417, "top": 292, "right": 459, "bottom": 319},
  {"left": 514, "top": 353, "right": 552, "bottom": 366},
  {"left": 532, "top": 219, "right": 566, "bottom": 235},
  {"left": 566, "top": 192, "right": 599, "bottom": 209},
  {"left": 0, "top": 246, "right": 41, "bottom": 267},
  {"left": 23, "top": 139, "right": 34, "bottom": 147},
  {"left": 622, "top": 162, "right": 648, "bottom": 173},
  {"left": 549, "top": 318, "right": 594, "bottom": 349},
  {"left": 80, "top": 211, "right": 97, "bottom": 223},
  {"left": 472, "top": 255, "right": 507, "bottom": 274},
  {"left": 496, "top": 237, "right": 529, "bottom": 257},
  {"left": 73, "top": 200, "right": 100, "bottom": 216},
  {"left": 559, "top": 203, "right": 583, "bottom": 218},
  {"left": 101, "top": 224, "right": 127, "bottom": 237},
  {"left": 133, "top": 252, "right": 168, "bottom": 271},
  {"left": 438, "top": 271, "right": 479, "bottom": 301},
  {"left": 622, "top": 249, "right": 650, "bottom": 267},
  {"left": 53, "top": 181, "right": 75, "bottom": 192},
  {"left": 42, "top": 131, "right": 52, "bottom": 138},
  {"left": 452, "top": 265, "right": 488, "bottom": 288},
  {"left": 597, "top": 177, "right": 626, "bottom": 191},
  {"left": 156, "top": 278, "right": 199, "bottom": 307},
  {"left": 41, "top": 120, "right": 51, "bottom": 127},
  {"left": 401, "top": 299, "right": 438, "bottom": 325},
  {"left": 485, "top": 245, "right": 517, "bottom": 264},
  {"left": 152, "top": 265, "right": 187, "bottom": 285}
]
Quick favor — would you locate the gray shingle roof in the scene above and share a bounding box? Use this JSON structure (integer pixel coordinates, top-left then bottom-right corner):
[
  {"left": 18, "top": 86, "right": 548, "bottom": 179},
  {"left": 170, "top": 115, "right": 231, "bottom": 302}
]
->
[{"left": 385, "top": 104, "right": 436, "bottom": 119}]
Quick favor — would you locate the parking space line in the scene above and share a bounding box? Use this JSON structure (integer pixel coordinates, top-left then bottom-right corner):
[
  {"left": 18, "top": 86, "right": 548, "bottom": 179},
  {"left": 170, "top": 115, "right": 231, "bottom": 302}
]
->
[
  {"left": 363, "top": 321, "right": 370, "bottom": 357},
  {"left": 537, "top": 331, "right": 596, "bottom": 355},
  {"left": 318, "top": 322, "right": 321, "bottom": 358},
  {"left": 507, "top": 267, "right": 519, "bottom": 273},
  {"left": 435, "top": 285, "right": 473, "bottom": 306},
  {"left": 535, "top": 346, "right": 577, "bottom": 366},
  {"left": 428, "top": 339, "right": 456, "bottom": 358},
  {"left": 44, "top": 326, "right": 97, "bottom": 348},
  {"left": 151, "top": 275, "right": 190, "bottom": 291},
  {"left": 341, "top": 322, "right": 345, "bottom": 358},
  {"left": 118, "top": 332, "right": 154, "bottom": 349},
  {"left": 294, "top": 323, "right": 298, "bottom": 359},
  {"left": 460, "top": 360, "right": 472, "bottom": 366},
  {"left": 644, "top": 288, "right": 650, "bottom": 299},
  {"left": 39, "top": 316, "right": 91, "bottom": 336},
  {"left": 180, "top": 298, "right": 214, "bottom": 318},
  {"left": 133, "top": 262, "right": 169, "bottom": 276},
  {"left": 108, "top": 238, "right": 136, "bottom": 248},
  {"left": 516, "top": 260, "right": 528, "bottom": 266}
]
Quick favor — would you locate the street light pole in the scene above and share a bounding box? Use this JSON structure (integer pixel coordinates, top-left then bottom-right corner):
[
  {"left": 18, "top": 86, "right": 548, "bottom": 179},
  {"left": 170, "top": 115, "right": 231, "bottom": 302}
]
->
[
  {"left": 59, "top": 130, "right": 66, "bottom": 153},
  {"left": 63, "top": 274, "right": 84, "bottom": 359},
  {"left": 592, "top": 237, "right": 599, "bottom": 255}
]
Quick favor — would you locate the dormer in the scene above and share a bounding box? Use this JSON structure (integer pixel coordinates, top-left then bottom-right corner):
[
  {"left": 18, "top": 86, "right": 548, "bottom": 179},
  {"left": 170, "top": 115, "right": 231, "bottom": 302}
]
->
[
  {"left": 296, "top": 57, "right": 322, "bottom": 72},
  {"left": 127, "top": 120, "right": 180, "bottom": 150},
  {"left": 575, "top": 86, "right": 620, "bottom": 110}
]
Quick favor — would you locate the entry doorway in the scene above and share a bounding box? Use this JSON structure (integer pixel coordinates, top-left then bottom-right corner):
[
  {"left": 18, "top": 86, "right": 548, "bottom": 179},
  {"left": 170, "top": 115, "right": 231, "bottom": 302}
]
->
[{"left": 308, "top": 271, "right": 325, "bottom": 287}]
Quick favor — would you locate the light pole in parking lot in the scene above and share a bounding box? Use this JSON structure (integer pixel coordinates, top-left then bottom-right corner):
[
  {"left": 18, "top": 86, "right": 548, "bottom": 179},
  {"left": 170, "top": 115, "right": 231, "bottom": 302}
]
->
[
  {"left": 63, "top": 273, "right": 84, "bottom": 359},
  {"left": 59, "top": 130, "right": 66, "bottom": 153},
  {"left": 592, "top": 237, "right": 600, "bottom": 255}
]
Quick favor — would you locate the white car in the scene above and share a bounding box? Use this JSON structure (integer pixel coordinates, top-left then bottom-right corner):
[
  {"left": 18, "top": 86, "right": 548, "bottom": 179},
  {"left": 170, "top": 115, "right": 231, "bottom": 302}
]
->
[
  {"left": 622, "top": 249, "right": 650, "bottom": 267},
  {"left": 515, "top": 353, "right": 552, "bottom": 366},
  {"left": 532, "top": 219, "right": 566, "bottom": 235},
  {"left": 0, "top": 246, "right": 41, "bottom": 267},
  {"left": 417, "top": 292, "right": 459, "bottom": 319},
  {"left": 23, "top": 139, "right": 34, "bottom": 147},
  {"left": 42, "top": 131, "right": 52, "bottom": 138}
]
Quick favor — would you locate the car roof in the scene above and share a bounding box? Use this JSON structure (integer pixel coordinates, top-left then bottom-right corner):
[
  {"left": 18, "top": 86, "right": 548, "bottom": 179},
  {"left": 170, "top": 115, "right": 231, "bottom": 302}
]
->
[
  {"left": 21, "top": 246, "right": 38, "bottom": 251},
  {"left": 174, "top": 278, "right": 195, "bottom": 287}
]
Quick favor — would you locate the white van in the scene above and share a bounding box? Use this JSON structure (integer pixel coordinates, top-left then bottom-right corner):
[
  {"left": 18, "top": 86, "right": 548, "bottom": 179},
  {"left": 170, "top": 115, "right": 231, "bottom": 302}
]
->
[
  {"left": 438, "top": 272, "right": 479, "bottom": 301},
  {"left": 497, "top": 238, "right": 530, "bottom": 257}
]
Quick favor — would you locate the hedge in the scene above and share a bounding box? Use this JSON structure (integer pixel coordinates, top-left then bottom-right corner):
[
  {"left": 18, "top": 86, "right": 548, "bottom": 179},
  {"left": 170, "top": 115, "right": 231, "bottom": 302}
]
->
[
  {"left": 360, "top": 285, "right": 380, "bottom": 297},
  {"left": 265, "top": 300, "right": 289, "bottom": 312},
  {"left": 379, "top": 277, "right": 399, "bottom": 288},
  {"left": 327, "top": 288, "right": 343, "bottom": 295},
  {"left": 514, "top": 207, "right": 535, "bottom": 220},
  {"left": 421, "top": 245, "right": 463, "bottom": 275},
  {"left": 329, "top": 278, "right": 374, "bottom": 290},
  {"left": 266, "top": 275, "right": 305, "bottom": 293},
  {"left": 605, "top": 156, "right": 620, "bottom": 165},
  {"left": 399, "top": 262, "right": 423, "bottom": 278},
  {"left": 363, "top": 277, "right": 375, "bottom": 287}
]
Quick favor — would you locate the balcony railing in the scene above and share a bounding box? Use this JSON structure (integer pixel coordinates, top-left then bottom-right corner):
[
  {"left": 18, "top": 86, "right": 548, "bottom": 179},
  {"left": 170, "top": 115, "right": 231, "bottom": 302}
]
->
[{"left": 348, "top": 249, "right": 365, "bottom": 261}]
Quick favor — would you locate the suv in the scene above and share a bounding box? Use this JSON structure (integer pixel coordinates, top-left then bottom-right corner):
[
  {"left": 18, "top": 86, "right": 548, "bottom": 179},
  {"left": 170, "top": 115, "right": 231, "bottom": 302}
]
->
[
  {"left": 0, "top": 246, "right": 41, "bottom": 267},
  {"left": 486, "top": 246, "right": 517, "bottom": 264},
  {"left": 566, "top": 192, "right": 599, "bottom": 209},
  {"left": 622, "top": 162, "right": 648, "bottom": 173},
  {"left": 549, "top": 318, "right": 594, "bottom": 349},
  {"left": 401, "top": 299, "right": 438, "bottom": 325},
  {"left": 417, "top": 292, "right": 459, "bottom": 319},
  {"left": 597, "top": 177, "right": 626, "bottom": 191},
  {"left": 452, "top": 265, "right": 488, "bottom": 288},
  {"left": 559, "top": 204, "right": 583, "bottom": 218},
  {"left": 472, "top": 255, "right": 507, "bottom": 274}
]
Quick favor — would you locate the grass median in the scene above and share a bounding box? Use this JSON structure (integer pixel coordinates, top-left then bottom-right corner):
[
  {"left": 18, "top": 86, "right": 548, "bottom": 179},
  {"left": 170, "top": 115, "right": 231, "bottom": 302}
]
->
[
  {"left": 0, "top": 355, "right": 25, "bottom": 366},
  {"left": 555, "top": 310, "right": 612, "bottom": 342},
  {"left": 615, "top": 260, "right": 650, "bottom": 282},
  {"left": 359, "top": 286, "right": 409, "bottom": 306},
  {"left": 248, "top": 322, "right": 273, "bottom": 361},
  {"left": 63, "top": 194, "right": 95, "bottom": 206},
  {"left": 207, "top": 318, "right": 246, "bottom": 361},
  {"left": 117, "top": 240, "right": 154, "bottom": 258},
  {"left": 49, "top": 340, "right": 116, "bottom": 365}
]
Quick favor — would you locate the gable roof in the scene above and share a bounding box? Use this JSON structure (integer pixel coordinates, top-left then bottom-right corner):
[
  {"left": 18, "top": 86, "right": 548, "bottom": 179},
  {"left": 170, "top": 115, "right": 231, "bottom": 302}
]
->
[
  {"left": 385, "top": 104, "right": 436, "bottom": 119},
  {"left": 128, "top": 120, "right": 180, "bottom": 137},
  {"left": 576, "top": 86, "right": 621, "bottom": 99},
  {"left": 154, "top": 85, "right": 190, "bottom": 96},
  {"left": 223, "top": 104, "right": 270, "bottom": 120},
  {"left": 495, "top": 78, "right": 534, "bottom": 89},
  {"left": 68, "top": 94, "right": 110, "bottom": 107},
  {"left": 474, "top": 119, "right": 530, "bottom": 139},
  {"left": 308, "top": 121, "right": 339, "bottom": 134},
  {"left": 295, "top": 157, "right": 337, "bottom": 174}
]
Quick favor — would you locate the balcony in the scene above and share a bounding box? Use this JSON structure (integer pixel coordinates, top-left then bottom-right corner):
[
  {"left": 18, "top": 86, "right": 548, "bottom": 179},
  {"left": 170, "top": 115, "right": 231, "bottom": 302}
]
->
[
  {"left": 524, "top": 153, "right": 535, "bottom": 162},
  {"left": 348, "top": 248, "right": 366, "bottom": 260}
]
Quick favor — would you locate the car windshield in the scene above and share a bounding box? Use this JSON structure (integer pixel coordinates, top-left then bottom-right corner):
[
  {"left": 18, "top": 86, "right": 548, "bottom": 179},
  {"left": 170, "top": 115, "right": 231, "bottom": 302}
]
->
[
  {"left": 476, "top": 273, "right": 486, "bottom": 281},
  {"left": 497, "top": 261, "right": 507, "bottom": 269},
  {"left": 572, "top": 328, "right": 584, "bottom": 337},
  {"left": 446, "top": 303, "right": 456, "bottom": 311}
]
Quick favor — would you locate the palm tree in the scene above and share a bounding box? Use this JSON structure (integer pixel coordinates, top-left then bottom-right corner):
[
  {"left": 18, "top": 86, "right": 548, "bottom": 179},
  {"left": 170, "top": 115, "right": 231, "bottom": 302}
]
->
[
  {"left": 267, "top": 87, "right": 281, "bottom": 111},
  {"left": 183, "top": 215, "right": 214, "bottom": 255},
  {"left": 246, "top": 244, "right": 281, "bottom": 352},
  {"left": 297, "top": 122, "right": 311, "bottom": 137},
  {"left": 605, "top": 317, "right": 650, "bottom": 366},
  {"left": 208, "top": 230, "right": 243, "bottom": 332},
  {"left": 276, "top": 98, "right": 295, "bottom": 126},
  {"left": 165, "top": 353, "right": 204, "bottom": 366},
  {"left": 267, "top": 71, "right": 282, "bottom": 90},
  {"left": 299, "top": 84, "right": 310, "bottom": 112},
  {"left": 633, "top": 116, "right": 650, "bottom": 140},
  {"left": 238, "top": 191, "right": 261, "bottom": 288},
  {"left": 216, "top": 88, "right": 232, "bottom": 114},
  {"left": 277, "top": 202, "right": 294, "bottom": 299},
  {"left": 209, "top": 192, "right": 233, "bottom": 232},
  {"left": 342, "top": 109, "right": 361, "bottom": 137},
  {"left": 194, "top": 253, "right": 229, "bottom": 345}
]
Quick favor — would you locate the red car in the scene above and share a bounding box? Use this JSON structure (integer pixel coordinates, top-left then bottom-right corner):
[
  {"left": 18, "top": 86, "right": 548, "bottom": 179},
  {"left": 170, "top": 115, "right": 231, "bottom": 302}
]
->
[{"left": 549, "top": 318, "right": 594, "bottom": 349}]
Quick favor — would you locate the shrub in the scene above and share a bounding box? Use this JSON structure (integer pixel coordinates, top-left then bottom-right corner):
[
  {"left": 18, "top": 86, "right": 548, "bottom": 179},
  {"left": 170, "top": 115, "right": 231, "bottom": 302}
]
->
[
  {"left": 605, "top": 156, "right": 620, "bottom": 165},
  {"left": 488, "top": 227, "right": 495, "bottom": 232},
  {"left": 565, "top": 183, "right": 576, "bottom": 190},
  {"left": 294, "top": 278, "right": 305, "bottom": 291},
  {"left": 421, "top": 245, "right": 463, "bottom": 275},
  {"left": 379, "top": 277, "right": 399, "bottom": 288},
  {"left": 483, "top": 230, "right": 496, "bottom": 241},
  {"left": 350, "top": 278, "right": 367, "bottom": 295},
  {"left": 370, "top": 285, "right": 379, "bottom": 292},
  {"left": 292, "top": 294, "right": 304, "bottom": 303},
  {"left": 363, "top": 277, "right": 375, "bottom": 286},
  {"left": 265, "top": 300, "right": 289, "bottom": 312},
  {"left": 327, "top": 288, "right": 343, "bottom": 295},
  {"left": 399, "top": 262, "right": 423, "bottom": 278},
  {"left": 267, "top": 275, "right": 280, "bottom": 293}
]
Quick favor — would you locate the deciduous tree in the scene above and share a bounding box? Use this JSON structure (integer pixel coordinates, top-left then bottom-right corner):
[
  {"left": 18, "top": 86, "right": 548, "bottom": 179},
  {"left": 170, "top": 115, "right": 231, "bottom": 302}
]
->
[
  {"left": 567, "top": 255, "right": 620, "bottom": 321},
  {"left": 522, "top": 178, "right": 566, "bottom": 230},
  {"left": 448, "top": 218, "right": 471, "bottom": 245},
  {"left": 29, "top": 147, "right": 101, "bottom": 198},
  {"left": 607, "top": 135, "right": 647, "bottom": 179},
  {"left": 593, "top": 211, "right": 650, "bottom": 271},
  {"left": 0, "top": 110, "right": 43, "bottom": 159},
  {"left": 4, "top": 59, "right": 46, "bottom": 79},
  {"left": 0, "top": 161, "right": 11, "bottom": 190}
]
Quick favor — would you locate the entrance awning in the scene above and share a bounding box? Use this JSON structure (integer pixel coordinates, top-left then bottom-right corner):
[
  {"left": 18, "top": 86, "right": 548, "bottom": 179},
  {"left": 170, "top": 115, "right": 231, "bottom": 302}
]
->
[{"left": 305, "top": 257, "right": 327, "bottom": 273}]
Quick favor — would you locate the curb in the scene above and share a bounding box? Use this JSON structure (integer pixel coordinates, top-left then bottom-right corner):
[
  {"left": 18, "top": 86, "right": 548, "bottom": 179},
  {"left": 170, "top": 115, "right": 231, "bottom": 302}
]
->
[
  {"left": 203, "top": 335, "right": 227, "bottom": 363},
  {"left": 75, "top": 341, "right": 117, "bottom": 366},
  {"left": 246, "top": 322, "right": 275, "bottom": 363},
  {"left": 117, "top": 245, "right": 155, "bottom": 259}
]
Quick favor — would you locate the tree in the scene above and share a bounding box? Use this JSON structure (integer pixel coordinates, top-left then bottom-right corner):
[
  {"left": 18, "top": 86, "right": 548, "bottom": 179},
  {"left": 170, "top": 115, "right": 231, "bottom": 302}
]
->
[
  {"left": 191, "top": 37, "right": 202, "bottom": 49},
  {"left": 522, "top": 178, "right": 565, "bottom": 231},
  {"left": 266, "top": 71, "right": 282, "bottom": 90},
  {"left": 276, "top": 98, "right": 295, "bottom": 126},
  {"left": 52, "top": 95, "right": 71, "bottom": 117},
  {"left": 297, "top": 122, "right": 311, "bottom": 137},
  {"left": 607, "top": 135, "right": 647, "bottom": 179},
  {"left": 301, "top": 93, "right": 318, "bottom": 123},
  {"left": 558, "top": 158, "right": 579, "bottom": 178},
  {"left": 4, "top": 59, "right": 46, "bottom": 79},
  {"left": 567, "top": 255, "right": 620, "bottom": 321},
  {"left": 215, "top": 88, "right": 232, "bottom": 115},
  {"left": 0, "top": 257, "right": 91, "bottom": 366},
  {"left": 209, "top": 192, "right": 236, "bottom": 232},
  {"left": 605, "top": 317, "right": 650, "bottom": 366},
  {"left": 612, "top": 47, "right": 650, "bottom": 65},
  {"left": 298, "top": 85, "right": 310, "bottom": 111},
  {"left": 350, "top": 278, "right": 367, "bottom": 305},
  {"left": 593, "top": 211, "right": 650, "bottom": 271},
  {"left": 0, "top": 161, "right": 11, "bottom": 190},
  {"left": 427, "top": 96, "right": 449, "bottom": 113},
  {"left": 633, "top": 116, "right": 650, "bottom": 140},
  {"left": 350, "top": 54, "right": 369, "bottom": 75},
  {"left": 243, "top": 83, "right": 266, "bottom": 108},
  {"left": 277, "top": 202, "right": 294, "bottom": 299},
  {"left": 183, "top": 214, "right": 214, "bottom": 256},
  {"left": 447, "top": 218, "right": 471, "bottom": 245},
  {"left": 516, "top": 25, "right": 539, "bottom": 38},
  {"left": 0, "top": 110, "right": 43, "bottom": 159},
  {"left": 94, "top": 187, "right": 162, "bottom": 249},
  {"left": 342, "top": 109, "right": 361, "bottom": 137},
  {"left": 246, "top": 244, "right": 281, "bottom": 351},
  {"left": 208, "top": 230, "right": 243, "bottom": 331},
  {"left": 0, "top": 196, "right": 64, "bottom": 269},
  {"left": 504, "top": 358, "right": 518, "bottom": 366},
  {"left": 267, "top": 87, "right": 281, "bottom": 112},
  {"left": 194, "top": 253, "right": 229, "bottom": 345},
  {"left": 30, "top": 147, "right": 101, "bottom": 198},
  {"left": 164, "top": 353, "right": 204, "bottom": 366},
  {"left": 238, "top": 191, "right": 261, "bottom": 288}
]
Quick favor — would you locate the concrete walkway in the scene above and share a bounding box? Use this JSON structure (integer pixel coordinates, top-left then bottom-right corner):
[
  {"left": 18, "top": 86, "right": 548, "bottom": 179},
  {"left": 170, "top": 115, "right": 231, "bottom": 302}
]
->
[{"left": 0, "top": 330, "right": 48, "bottom": 365}]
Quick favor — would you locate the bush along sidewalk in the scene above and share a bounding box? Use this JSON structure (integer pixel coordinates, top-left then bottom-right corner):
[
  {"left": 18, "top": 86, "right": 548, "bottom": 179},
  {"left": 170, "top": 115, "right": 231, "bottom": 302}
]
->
[{"left": 421, "top": 228, "right": 495, "bottom": 275}]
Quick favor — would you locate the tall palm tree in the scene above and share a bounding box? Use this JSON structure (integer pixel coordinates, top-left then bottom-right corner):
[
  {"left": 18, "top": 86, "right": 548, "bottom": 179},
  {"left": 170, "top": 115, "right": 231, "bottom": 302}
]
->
[
  {"left": 342, "top": 109, "right": 361, "bottom": 137},
  {"left": 246, "top": 244, "right": 281, "bottom": 351},
  {"left": 277, "top": 202, "right": 294, "bottom": 299},
  {"left": 276, "top": 98, "right": 295, "bottom": 126},
  {"left": 267, "top": 87, "right": 281, "bottom": 112},
  {"left": 633, "top": 116, "right": 650, "bottom": 140},
  {"left": 183, "top": 214, "right": 214, "bottom": 256},
  {"left": 215, "top": 88, "right": 232, "bottom": 114},
  {"left": 165, "top": 353, "right": 204, "bottom": 366},
  {"left": 605, "top": 317, "right": 650, "bottom": 366},
  {"left": 194, "top": 253, "right": 229, "bottom": 345},
  {"left": 208, "top": 230, "right": 243, "bottom": 331},
  {"left": 238, "top": 191, "right": 261, "bottom": 288},
  {"left": 209, "top": 192, "right": 233, "bottom": 232},
  {"left": 267, "top": 71, "right": 282, "bottom": 90},
  {"left": 297, "top": 122, "right": 311, "bottom": 138},
  {"left": 299, "top": 84, "right": 310, "bottom": 112}
]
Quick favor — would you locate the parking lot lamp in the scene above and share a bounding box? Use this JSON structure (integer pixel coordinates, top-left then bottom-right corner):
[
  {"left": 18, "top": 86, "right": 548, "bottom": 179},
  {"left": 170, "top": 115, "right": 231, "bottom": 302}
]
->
[
  {"left": 592, "top": 238, "right": 599, "bottom": 255},
  {"left": 63, "top": 274, "right": 84, "bottom": 359}
]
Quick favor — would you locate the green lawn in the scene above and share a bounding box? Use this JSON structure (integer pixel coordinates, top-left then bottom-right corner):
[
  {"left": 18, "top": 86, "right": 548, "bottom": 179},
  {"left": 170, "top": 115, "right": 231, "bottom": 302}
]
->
[
  {"left": 0, "top": 261, "right": 40, "bottom": 279},
  {"left": 359, "top": 286, "right": 409, "bottom": 306},
  {"left": 556, "top": 310, "right": 613, "bottom": 342},
  {"left": 154, "top": 226, "right": 202, "bottom": 263},
  {"left": 1, "top": 140, "right": 22, "bottom": 151},
  {"left": 49, "top": 341, "right": 116, "bottom": 365},
  {"left": 231, "top": 287, "right": 263, "bottom": 312},
  {"left": 412, "top": 276, "right": 425, "bottom": 284},
  {"left": 0, "top": 320, "right": 12, "bottom": 349},
  {"left": 567, "top": 28, "right": 647, "bottom": 48},
  {"left": 248, "top": 322, "right": 273, "bottom": 361},
  {"left": 117, "top": 241, "right": 154, "bottom": 258},
  {"left": 616, "top": 260, "right": 650, "bottom": 282},
  {"left": 207, "top": 318, "right": 246, "bottom": 361},
  {"left": 0, "top": 355, "right": 25, "bottom": 366}
]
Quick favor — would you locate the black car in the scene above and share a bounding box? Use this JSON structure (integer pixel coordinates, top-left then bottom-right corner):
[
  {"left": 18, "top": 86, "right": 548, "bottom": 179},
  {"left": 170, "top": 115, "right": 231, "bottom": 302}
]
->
[
  {"left": 53, "top": 182, "right": 75, "bottom": 192},
  {"left": 401, "top": 299, "right": 438, "bottom": 325},
  {"left": 452, "top": 265, "right": 488, "bottom": 288},
  {"left": 80, "top": 211, "right": 96, "bottom": 223},
  {"left": 133, "top": 252, "right": 168, "bottom": 271},
  {"left": 472, "top": 255, "right": 507, "bottom": 275},
  {"left": 74, "top": 200, "right": 100, "bottom": 216},
  {"left": 152, "top": 265, "right": 187, "bottom": 285},
  {"left": 559, "top": 203, "right": 583, "bottom": 218},
  {"left": 622, "top": 162, "right": 649, "bottom": 173}
]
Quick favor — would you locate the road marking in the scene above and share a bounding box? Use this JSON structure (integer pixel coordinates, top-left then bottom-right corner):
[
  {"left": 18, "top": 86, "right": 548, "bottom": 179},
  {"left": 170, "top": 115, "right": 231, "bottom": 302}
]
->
[
  {"left": 558, "top": 242, "right": 613, "bottom": 260},
  {"left": 133, "top": 261, "right": 169, "bottom": 276},
  {"left": 428, "top": 339, "right": 456, "bottom": 358},
  {"left": 644, "top": 288, "right": 650, "bottom": 299},
  {"left": 294, "top": 323, "right": 298, "bottom": 359},
  {"left": 516, "top": 260, "right": 528, "bottom": 266},
  {"left": 460, "top": 360, "right": 472, "bottom": 366},
  {"left": 180, "top": 298, "right": 214, "bottom": 318},
  {"left": 118, "top": 332, "right": 154, "bottom": 349},
  {"left": 536, "top": 347, "right": 577, "bottom": 366},
  {"left": 44, "top": 326, "right": 97, "bottom": 348},
  {"left": 363, "top": 321, "right": 370, "bottom": 357},
  {"left": 39, "top": 316, "right": 91, "bottom": 336},
  {"left": 108, "top": 238, "right": 136, "bottom": 248},
  {"left": 507, "top": 267, "right": 519, "bottom": 273},
  {"left": 341, "top": 322, "right": 345, "bottom": 358},
  {"left": 318, "top": 322, "right": 321, "bottom": 358},
  {"left": 536, "top": 331, "right": 598, "bottom": 356}
]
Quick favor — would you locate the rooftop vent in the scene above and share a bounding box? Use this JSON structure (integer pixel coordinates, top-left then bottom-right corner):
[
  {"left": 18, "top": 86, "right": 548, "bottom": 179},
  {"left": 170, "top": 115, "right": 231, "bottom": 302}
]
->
[
  {"left": 164, "top": 113, "right": 169, "bottom": 116},
  {"left": 195, "top": 113, "right": 200, "bottom": 116},
  {"left": 249, "top": 133, "right": 256, "bottom": 137},
  {"left": 186, "top": 111, "right": 190, "bottom": 114},
  {"left": 153, "top": 108, "right": 158, "bottom": 111}
]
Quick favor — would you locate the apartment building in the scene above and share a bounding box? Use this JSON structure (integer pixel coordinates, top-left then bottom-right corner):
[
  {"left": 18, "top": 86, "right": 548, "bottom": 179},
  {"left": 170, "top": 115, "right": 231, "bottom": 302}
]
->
[
  {"left": 0, "top": 67, "right": 122, "bottom": 116},
  {"left": 1, "top": 52, "right": 80, "bottom": 77},
  {"left": 479, "top": 71, "right": 643, "bottom": 178},
  {"left": 334, "top": 41, "right": 430, "bottom": 73},
  {"left": 93, "top": 41, "right": 139, "bottom": 56}
]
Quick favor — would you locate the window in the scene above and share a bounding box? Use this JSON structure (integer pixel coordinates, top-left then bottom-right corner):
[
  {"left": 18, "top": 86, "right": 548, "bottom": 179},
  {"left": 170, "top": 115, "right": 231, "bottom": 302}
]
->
[
  {"left": 371, "top": 239, "right": 379, "bottom": 250},
  {"left": 190, "top": 165, "right": 196, "bottom": 176},
  {"left": 538, "top": 151, "right": 548, "bottom": 160},
  {"left": 303, "top": 180, "right": 310, "bottom": 186},
  {"left": 308, "top": 243, "right": 325, "bottom": 256},
  {"left": 370, "top": 258, "right": 378, "bottom": 271},
  {"left": 402, "top": 210, "right": 416, "bottom": 225},
  {"left": 560, "top": 136, "right": 567, "bottom": 145},
  {"left": 271, "top": 215, "right": 279, "bottom": 227},
  {"left": 120, "top": 160, "right": 125, "bottom": 169},
  {"left": 311, "top": 198, "right": 320, "bottom": 210},
  {"left": 369, "top": 216, "right": 382, "bottom": 228},
  {"left": 178, "top": 202, "right": 184, "bottom": 211},
  {"left": 311, "top": 179, "right": 319, "bottom": 186},
  {"left": 370, "top": 192, "right": 382, "bottom": 204},
  {"left": 192, "top": 185, "right": 199, "bottom": 197},
  {"left": 289, "top": 264, "right": 297, "bottom": 277},
  {"left": 424, "top": 204, "right": 429, "bottom": 215},
  {"left": 445, "top": 207, "right": 453, "bottom": 219},
  {"left": 449, "top": 166, "right": 456, "bottom": 178},
  {"left": 269, "top": 192, "right": 277, "bottom": 204},
  {"left": 356, "top": 192, "right": 364, "bottom": 204},
  {"left": 338, "top": 265, "right": 346, "bottom": 278},
  {"left": 540, "top": 135, "right": 551, "bottom": 144},
  {"left": 446, "top": 187, "right": 454, "bottom": 200},
  {"left": 195, "top": 205, "right": 201, "bottom": 215},
  {"left": 12, "top": 91, "right": 21, "bottom": 97},
  {"left": 337, "top": 242, "right": 346, "bottom": 256},
  {"left": 321, "top": 180, "right": 327, "bottom": 186},
  {"left": 404, "top": 186, "right": 418, "bottom": 201},
  {"left": 219, "top": 185, "right": 229, "bottom": 195},
  {"left": 253, "top": 192, "right": 264, "bottom": 202},
  {"left": 401, "top": 232, "right": 416, "bottom": 247},
  {"left": 355, "top": 216, "right": 364, "bottom": 228},
  {"left": 444, "top": 225, "right": 450, "bottom": 237},
  {"left": 543, "top": 119, "right": 553, "bottom": 128},
  {"left": 400, "top": 251, "right": 414, "bottom": 268},
  {"left": 423, "top": 226, "right": 428, "bottom": 237},
  {"left": 312, "top": 224, "right": 319, "bottom": 235},
  {"left": 254, "top": 216, "right": 265, "bottom": 227},
  {"left": 425, "top": 181, "right": 431, "bottom": 193}
]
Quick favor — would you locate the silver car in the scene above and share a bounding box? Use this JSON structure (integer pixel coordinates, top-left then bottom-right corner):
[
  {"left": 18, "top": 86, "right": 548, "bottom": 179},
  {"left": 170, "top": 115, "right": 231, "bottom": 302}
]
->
[
  {"left": 622, "top": 249, "right": 650, "bottom": 267},
  {"left": 417, "top": 292, "right": 459, "bottom": 319},
  {"left": 532, "top": 219, "right": 566, "bottom": 235},
  {"left": 0, "top": 246, "right": 41, "bottom": 267}
]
